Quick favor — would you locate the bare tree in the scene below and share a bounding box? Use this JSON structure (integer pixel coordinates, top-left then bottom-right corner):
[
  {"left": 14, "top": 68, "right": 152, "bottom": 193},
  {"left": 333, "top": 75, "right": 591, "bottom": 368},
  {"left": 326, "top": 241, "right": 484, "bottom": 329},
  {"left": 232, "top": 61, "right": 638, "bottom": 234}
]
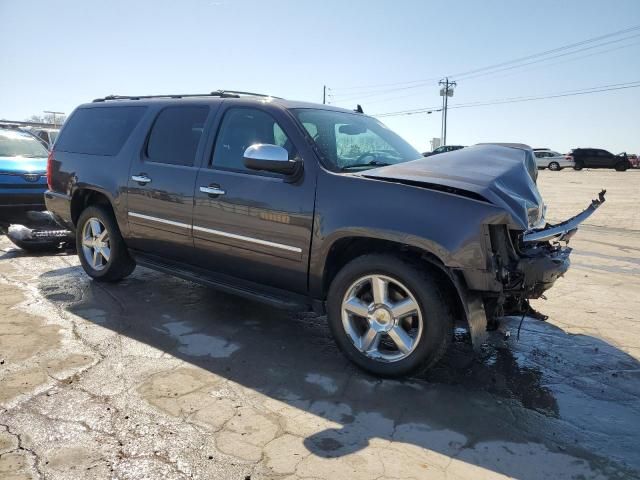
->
[{"left": 24, "top": 113, "right": 67, "bottom": 125}]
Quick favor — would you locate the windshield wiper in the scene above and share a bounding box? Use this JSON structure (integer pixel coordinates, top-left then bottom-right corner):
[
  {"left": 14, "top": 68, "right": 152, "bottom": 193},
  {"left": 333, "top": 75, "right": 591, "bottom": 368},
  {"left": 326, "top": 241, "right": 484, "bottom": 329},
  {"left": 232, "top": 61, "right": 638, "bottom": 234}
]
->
[{"left": 341, "top": 160, "right": 391, "bottom": 170}]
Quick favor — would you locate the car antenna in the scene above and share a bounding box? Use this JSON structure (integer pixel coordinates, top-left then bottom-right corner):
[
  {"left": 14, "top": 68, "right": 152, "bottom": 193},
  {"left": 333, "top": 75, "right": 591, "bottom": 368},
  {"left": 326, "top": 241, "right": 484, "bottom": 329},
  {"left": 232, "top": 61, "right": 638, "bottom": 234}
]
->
[{"left": 354, "top": 104, "right": 364, "bottom": 113}]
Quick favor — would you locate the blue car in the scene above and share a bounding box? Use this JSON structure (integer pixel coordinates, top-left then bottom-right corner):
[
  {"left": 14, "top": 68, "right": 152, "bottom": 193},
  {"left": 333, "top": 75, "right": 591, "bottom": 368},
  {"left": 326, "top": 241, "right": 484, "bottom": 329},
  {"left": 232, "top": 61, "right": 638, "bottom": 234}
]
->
[
  {"left": 0, "top": 126, "right": 48, "bottom": 225},
  {"left": 0, "top": 126, "right": 71, "bottom": 250}
]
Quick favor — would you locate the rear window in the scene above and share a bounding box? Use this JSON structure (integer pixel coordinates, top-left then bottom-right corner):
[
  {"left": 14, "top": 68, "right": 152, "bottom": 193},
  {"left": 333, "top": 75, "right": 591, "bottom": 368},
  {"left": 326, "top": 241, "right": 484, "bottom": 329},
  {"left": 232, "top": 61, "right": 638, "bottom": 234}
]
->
[{"left": 55, "top": 106, "right": 146, "bottom": 155}]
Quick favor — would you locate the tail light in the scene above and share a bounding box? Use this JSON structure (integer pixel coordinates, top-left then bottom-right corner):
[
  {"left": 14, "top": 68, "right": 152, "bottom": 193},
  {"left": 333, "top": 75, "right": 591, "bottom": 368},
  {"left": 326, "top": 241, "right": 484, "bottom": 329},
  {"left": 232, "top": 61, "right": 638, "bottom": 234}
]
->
[
  {"left": 46, "top": 150, "right": 54, "bottom": 190},
  {"left": 565, "top": 155, "right": 573, "bottom": 161}
]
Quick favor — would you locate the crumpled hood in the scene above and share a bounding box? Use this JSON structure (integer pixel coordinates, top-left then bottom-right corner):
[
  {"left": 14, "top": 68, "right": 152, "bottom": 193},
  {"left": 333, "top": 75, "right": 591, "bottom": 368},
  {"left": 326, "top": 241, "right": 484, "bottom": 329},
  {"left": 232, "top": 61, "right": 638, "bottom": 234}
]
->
[
  {"left": 361, "top": 144, "right": 544, "bottom": 230},
  {"left": 0, "top": 155, "right": 47, "bottom": 174}
]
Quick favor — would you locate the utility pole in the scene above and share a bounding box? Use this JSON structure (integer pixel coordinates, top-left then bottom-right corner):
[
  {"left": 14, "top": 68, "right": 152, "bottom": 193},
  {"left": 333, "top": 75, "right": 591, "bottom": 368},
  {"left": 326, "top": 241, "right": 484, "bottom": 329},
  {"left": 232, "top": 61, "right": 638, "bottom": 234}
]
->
[
  {"left": 44, "top": 110, "right": 65, "bottom": 126},
  {"left": 323, "top": 85, "right": 327, "bottom": 105},
  {"left": 438, "top": 78, "right": 456, "bottom": 146}
]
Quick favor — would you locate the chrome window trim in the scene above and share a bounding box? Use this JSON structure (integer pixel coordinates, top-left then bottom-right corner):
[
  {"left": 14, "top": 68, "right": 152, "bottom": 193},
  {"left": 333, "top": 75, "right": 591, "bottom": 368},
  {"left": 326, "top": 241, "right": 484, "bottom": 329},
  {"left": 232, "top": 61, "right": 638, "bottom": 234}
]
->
[{"left": 128, "top": 211, "right": 302, "bottom": 253}]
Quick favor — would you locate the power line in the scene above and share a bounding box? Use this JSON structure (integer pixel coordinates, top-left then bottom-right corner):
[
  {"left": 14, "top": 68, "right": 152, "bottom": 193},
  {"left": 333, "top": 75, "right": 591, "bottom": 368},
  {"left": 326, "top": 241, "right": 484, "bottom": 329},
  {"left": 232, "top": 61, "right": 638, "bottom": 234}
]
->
[
  {"left": 328, "top": 79, "right": 438, "bottom": 102},
  {"left": 373, "top": 80, "right": 640, "bottom": 118},
  {"left": 456, "top": 33, "right": 640, "bottom": 81},
  {"left": 331, "top": 34, "right": 640, "bottom": 104},
  {"left": 327, "top": 76, "right": 441, "bottom": 92},
  {"left": 451, "top": 25, "right": 640, "bottom": 79},
  {"left": 327, "top": 24, "right": 640, "bottom": 98},
  {"left": 451, "top": 38, "right": 640, "bottom": 84},
  {"left": 330, "top": 38, "right": 640, "bottom": 107},
  {"left": 331, "top": 38, "right": 640, "bottom": 108}
]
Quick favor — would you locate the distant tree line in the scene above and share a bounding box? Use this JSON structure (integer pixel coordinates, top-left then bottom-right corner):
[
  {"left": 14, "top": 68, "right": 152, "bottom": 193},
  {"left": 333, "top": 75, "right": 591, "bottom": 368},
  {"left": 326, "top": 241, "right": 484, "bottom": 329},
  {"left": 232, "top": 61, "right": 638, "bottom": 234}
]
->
[{"left": 24, "top": 113, "right": 67, "bottom": 125}]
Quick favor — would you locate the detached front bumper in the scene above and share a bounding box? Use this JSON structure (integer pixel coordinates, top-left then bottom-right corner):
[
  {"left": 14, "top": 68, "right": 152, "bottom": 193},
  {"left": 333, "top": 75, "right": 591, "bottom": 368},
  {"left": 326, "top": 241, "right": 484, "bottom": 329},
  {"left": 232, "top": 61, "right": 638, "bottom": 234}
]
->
[
  {"left": 523, "top": 190, "right": 606, "bottom": 243},
  {"left": 487, "top": 189, "right": 607, "bottom": 321}
]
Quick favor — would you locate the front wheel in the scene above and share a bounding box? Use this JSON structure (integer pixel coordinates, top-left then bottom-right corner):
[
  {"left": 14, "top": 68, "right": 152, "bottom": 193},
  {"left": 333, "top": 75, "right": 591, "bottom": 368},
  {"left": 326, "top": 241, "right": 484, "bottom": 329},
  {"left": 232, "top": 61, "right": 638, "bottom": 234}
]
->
[
  {"left": 615, "top": 162, "right": 629, "bottom": 172},
  {"left": 76, "top": 205, "right": 135, "bottom": 282},
  {"left": 327, "top": 254, "right": 453, "bottom": 377},
  {"left": 574, "top": 160, "right": 584, "bottom": 171},
  {"left": 548, "top": 161, "right": 560, "bottom": 171}
]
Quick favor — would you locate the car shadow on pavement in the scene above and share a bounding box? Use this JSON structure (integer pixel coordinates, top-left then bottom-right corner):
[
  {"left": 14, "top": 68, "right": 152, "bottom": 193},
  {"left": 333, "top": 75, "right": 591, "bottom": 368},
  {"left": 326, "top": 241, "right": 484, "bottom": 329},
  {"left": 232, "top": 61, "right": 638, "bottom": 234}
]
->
[{"left": 37, "top": 265, "right": 640, "bottom": 479}]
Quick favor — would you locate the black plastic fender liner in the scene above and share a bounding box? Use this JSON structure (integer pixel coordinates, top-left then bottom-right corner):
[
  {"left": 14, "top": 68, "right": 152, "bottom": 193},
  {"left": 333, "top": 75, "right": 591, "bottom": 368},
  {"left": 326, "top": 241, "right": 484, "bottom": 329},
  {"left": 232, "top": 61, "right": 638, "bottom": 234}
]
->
[
  {"left": 419, "top": 257, "right": 489, "bottom": 350},
  {"left": 449, "top": 273, "right": 489, "bottom": 350}
]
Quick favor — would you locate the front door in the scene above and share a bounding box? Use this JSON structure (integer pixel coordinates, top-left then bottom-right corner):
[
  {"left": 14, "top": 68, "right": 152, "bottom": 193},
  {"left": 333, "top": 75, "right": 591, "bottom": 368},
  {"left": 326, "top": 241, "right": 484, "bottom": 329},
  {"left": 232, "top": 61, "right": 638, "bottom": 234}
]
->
[
  {"left": 192, "top": 106, "right": 315, "bottom": 294},
  {"left": 126, "top": 104, "right": 213, "bottom": 261}
]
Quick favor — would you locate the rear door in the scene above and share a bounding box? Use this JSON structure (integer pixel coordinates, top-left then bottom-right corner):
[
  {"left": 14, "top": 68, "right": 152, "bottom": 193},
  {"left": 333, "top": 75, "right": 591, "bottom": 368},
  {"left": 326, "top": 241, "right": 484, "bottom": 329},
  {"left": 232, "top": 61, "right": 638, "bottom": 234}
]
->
[
  {"left": 126, "top": 104, "right": 214, "bottom": 261},
  {"left": 597, "top": 150, "right": 615, "bottom": 168},
  {"left": 191, "top": 105, "right": 315, "bottom": 294}
]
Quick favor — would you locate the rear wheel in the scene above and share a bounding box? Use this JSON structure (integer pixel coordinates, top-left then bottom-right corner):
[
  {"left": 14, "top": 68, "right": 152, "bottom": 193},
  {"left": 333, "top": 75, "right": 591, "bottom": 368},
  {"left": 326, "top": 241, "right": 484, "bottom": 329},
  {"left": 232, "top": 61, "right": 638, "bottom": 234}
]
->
[
  {"left": 574, "top": 160, "right": 584, "bottom": 171},
  {"left": 76, "top": 205, "right": 135, "bottom": 282},
  {"left": 327, "top": 254, "right": 453, "bottom": 377},
  {"left": 548, "top": 161, "right": 560, "bottom": 171}
]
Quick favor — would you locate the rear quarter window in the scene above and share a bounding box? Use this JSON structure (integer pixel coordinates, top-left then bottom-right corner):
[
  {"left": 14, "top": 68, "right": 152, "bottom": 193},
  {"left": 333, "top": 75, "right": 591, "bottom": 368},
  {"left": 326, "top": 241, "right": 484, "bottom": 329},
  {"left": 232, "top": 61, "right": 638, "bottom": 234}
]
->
[{"left": 55, "top": 106, "right": 146, "bottom": 155}]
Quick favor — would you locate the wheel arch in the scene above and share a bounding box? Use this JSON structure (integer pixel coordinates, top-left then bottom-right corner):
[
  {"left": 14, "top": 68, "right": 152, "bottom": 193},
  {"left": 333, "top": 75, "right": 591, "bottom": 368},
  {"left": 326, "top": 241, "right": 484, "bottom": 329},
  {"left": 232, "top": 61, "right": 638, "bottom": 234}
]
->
[
  {"left": 70, "top": 188, "right": 116, "bottom": 227},
  {"left": 320, "top": 236, "right": 468, "bottom": 331}
]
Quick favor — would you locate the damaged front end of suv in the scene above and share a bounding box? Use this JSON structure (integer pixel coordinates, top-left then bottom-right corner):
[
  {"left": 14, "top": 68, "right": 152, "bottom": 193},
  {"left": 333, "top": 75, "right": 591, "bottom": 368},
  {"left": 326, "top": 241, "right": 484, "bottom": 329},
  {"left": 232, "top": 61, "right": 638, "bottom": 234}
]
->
[{"left": 362, "top": 144, "right": 606, "bottom": 347}]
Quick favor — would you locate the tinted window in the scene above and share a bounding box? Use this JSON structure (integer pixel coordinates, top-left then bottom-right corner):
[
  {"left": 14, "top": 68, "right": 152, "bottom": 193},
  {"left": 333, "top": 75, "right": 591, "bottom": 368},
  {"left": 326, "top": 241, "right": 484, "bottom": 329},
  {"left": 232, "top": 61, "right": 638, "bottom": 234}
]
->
[
  {"left": 56, "top": 107, "right": 146, "bottom": 155},
  {"left": 212, "top": 108, "right": 294, "bottom": 172},
  {"left": 146, "top": 106, "right": 209, "bottom": 166}
]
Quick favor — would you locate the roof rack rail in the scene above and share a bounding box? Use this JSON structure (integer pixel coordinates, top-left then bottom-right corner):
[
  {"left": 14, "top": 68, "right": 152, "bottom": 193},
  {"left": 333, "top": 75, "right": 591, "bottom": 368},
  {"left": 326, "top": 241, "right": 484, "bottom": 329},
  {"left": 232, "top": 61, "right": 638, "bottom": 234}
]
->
[{"left": 92, "top": 90, "right": 282, "bottom": 102}]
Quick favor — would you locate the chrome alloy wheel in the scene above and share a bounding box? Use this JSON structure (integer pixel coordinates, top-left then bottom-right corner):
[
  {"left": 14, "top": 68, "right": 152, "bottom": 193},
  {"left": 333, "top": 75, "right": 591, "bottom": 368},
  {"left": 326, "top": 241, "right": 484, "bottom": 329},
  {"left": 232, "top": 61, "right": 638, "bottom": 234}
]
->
[
  {"left": 81, "top": 217, "right": 110, "bottom": 271},
  {"left": 341, "top": 274, "right": 423, "bottom": 362}
]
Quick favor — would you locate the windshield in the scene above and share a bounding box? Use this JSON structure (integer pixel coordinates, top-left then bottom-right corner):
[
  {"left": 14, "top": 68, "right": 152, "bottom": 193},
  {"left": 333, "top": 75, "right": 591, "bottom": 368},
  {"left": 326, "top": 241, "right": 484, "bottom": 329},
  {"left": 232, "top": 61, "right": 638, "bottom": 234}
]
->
[
  {"left": 292, "top": 109, "right": 421, "bottom": 171},
  {"left": 0, "top": 130, "right": 49, "bottom": 158}
]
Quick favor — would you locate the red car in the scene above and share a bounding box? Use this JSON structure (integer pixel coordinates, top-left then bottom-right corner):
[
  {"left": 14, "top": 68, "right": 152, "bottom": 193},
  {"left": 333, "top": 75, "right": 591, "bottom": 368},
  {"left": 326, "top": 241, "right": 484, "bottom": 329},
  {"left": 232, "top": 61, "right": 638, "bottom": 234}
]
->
[{"left": 628, "top": 154, "right": 639, "bottom": 168}]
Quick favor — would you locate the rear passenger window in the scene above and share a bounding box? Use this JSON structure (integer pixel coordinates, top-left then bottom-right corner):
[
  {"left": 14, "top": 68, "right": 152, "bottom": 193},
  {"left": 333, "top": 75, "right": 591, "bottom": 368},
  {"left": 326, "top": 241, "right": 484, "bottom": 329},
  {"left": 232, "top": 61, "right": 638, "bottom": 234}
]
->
[
  {"left": 55, "top": 106, "right": 146, "bottom": 156},
  {"left": 146, "top": 106, "right": 209, "bottom": 166}
]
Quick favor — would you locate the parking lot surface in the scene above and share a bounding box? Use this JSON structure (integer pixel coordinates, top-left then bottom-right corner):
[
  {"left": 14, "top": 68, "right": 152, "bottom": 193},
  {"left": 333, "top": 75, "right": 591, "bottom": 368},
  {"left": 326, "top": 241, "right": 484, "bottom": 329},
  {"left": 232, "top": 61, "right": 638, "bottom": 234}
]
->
[{"left": 1, "top": 169, "right": 639, "bottom": 480}]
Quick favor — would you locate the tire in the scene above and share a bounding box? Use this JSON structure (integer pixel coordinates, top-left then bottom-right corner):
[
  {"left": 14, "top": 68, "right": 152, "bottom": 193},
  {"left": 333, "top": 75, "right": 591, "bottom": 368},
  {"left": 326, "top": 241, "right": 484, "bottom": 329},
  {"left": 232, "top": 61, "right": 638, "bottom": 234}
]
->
[
  {"left": 76, "top": 205, "right": 135, "bottom": 282},
  {"left": 615, "top": 162, "right": 629, "bottom": 172},
  {"left": 327, "top": 254, "right": 453, "bottom": 378},
  {"left": 548, "top": 161, "right": 560, "bottom": 171},
  {"left": 574, "top": 160, "right": 584, "bottom": 171}
]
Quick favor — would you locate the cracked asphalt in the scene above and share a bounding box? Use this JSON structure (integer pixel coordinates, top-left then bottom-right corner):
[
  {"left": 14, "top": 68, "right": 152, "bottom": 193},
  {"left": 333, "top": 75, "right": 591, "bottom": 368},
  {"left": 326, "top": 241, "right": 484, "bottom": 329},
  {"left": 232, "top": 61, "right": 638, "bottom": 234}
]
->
[{"left": 1, "top": 169, "right": 639, "bottom": 480}]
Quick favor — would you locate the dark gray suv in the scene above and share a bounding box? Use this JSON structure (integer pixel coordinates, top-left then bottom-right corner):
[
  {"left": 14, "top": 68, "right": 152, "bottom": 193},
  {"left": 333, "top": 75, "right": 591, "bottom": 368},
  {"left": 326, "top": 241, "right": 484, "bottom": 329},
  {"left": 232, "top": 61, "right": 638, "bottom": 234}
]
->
[{"left": 45, "top": 91, "right": 605, "bottom": 377}]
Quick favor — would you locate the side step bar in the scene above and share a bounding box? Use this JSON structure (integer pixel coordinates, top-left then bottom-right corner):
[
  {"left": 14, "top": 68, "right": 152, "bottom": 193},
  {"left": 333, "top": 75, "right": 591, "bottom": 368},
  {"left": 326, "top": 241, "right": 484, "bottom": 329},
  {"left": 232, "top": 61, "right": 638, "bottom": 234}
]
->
[{"left": 133, "top": 252, "right": 310, "bottom": 312}]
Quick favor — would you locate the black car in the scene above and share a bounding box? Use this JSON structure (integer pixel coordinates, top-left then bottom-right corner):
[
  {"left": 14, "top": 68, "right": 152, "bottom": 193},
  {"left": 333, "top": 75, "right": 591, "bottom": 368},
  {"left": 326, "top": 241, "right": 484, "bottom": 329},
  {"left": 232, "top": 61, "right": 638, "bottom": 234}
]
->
[
  {"left": 422, "top": 145, "right": 465, "bottom": 157},
  {"left": 569, "top": 148, "right": 630, "bottom": 171},
  {"left": 45, "top": 91, "right": 605, "bottom": 377}
]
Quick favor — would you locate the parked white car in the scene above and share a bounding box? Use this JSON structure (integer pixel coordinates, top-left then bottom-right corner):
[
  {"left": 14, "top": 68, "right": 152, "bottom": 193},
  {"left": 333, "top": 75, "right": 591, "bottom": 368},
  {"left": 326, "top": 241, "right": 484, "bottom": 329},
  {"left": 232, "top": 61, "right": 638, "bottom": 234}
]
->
[{"left": 533, "top": 149, "right": 574, "bottom": 170}]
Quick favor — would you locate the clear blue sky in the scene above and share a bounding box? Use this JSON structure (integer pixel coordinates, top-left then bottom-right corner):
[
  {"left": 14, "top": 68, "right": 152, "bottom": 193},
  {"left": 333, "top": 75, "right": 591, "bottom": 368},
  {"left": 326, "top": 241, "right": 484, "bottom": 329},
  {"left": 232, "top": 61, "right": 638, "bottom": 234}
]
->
[{"left": 1, "top": 0, "right": 639, "bottom": 153}]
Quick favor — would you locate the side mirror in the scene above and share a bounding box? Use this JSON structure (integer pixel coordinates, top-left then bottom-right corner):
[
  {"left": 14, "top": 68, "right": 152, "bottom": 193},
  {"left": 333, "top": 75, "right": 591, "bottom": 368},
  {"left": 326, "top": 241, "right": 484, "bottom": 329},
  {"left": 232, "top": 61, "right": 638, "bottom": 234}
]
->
[{"left": 243, "top": 144, "right": 300, "bottom": 175}]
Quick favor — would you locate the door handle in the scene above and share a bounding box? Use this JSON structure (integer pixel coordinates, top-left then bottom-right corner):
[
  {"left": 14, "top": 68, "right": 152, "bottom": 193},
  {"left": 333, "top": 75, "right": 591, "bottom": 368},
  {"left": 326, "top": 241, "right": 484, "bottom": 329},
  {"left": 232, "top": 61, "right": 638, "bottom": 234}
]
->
[
  {"left": 131, "top": 174, "right": 152, "bottom": 184},
  {"left": 200, "top": 186, "right": 226, "bottom": 196}
]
